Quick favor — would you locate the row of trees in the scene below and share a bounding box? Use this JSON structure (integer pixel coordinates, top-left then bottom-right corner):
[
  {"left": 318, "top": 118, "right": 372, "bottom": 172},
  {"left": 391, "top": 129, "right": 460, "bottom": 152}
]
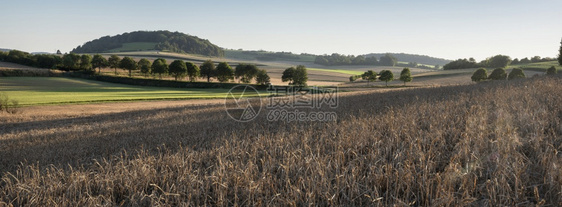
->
[
  {"left": 471, "top": 66, "right": 558, "bottom": 82},
  {"left": 0, "top": 50, "right": 271, "bottom": 85},
  {"left": 314, "top": 53, "right": 398, "bottom": 66},
  {"left": 443, "top": 55, "right": 512, "bottom": 70},
  {"left": 97, "top": 55, "right": 271, "bottom": 85},
  {"left": 349, "top": 68, "right": 412, "bottom": 86},
  {"left": 0, "top": 50, "right": 64, "bottom": 69}
]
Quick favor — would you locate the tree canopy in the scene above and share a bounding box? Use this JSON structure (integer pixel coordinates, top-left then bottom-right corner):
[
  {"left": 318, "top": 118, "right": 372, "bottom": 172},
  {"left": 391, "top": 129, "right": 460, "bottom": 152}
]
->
[
  {"left": 92, "top": 54, "right": 108, "bottom": 73},
  {"left": 200, "top": 60, "right": 216, "bottom": 82},
  {"left": 108, "top": 55, "right": 121, "bottom": 74},
  {"left": 119, "top": 57, "right": 137, "bottom": 77},
  {"left": 168, "top": 60, "right": 188, "bottom": 81},
  {"left": 282, "top": 65, "right": 308, "bottom": 86},
  {"left": 484, "top": 55, "right": 511, "bottom": 68},
  {"left": 508, "top": 68, "right": 525, "bottom": 80},
  {"left": 399, "top": 68, "right": 413, "bottom": 86},
  {"left": 379, "top": 70, "right": 394, "bottom": 86},
  {"left": 79, "top": 54, "right": 92, "bottom": 71},
  {"left": 255, "top": 69, "right": 270, "bottom": 85},
  {"left": 151, "top": 58, "right": 168, "bottom": 79},
  {"left": 186, "top": 62, "right": 200, "bottom": 82},
  {"left": 235, "top": 63, "right": 259, "bottom": 83},
  {"left": 215, "top": 62, "right": 234, "bottom": 83},
  {"left": 362, "top": 70, "right": 377, "bottom": 84},
  {"left": 471, "top": 68, "right": 488, "bottom": 82},
  {"left": 378, "top": 54, "right": 397, "bottom": 66},
  {"left": 558, "top": 38, "right": 562, "bottom": 66},
  {"left": 489, "top": 68, "right": 507, "bottom": 80},
  {"left": 62, "top": 53, "right": 80, "bottom": 70},
  {"left": 138, "top": 58, "right": 152, "bottom": 76}
]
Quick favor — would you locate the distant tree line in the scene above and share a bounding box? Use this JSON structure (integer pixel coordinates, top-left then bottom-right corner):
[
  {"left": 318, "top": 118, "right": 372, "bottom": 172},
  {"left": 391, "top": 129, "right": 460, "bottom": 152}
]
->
[
  {"left": 349, "top": 68, "right": 412, "bottom": 87},
  {"left": 71, "top": 30, "right": 224, "bottom": 57},
  {"left": 314, "top": 53, "right": 398, "bottom": 66},
  {"left": 255, "top": 51, "right": 300, "bottom": 61},
  {"left": 511, "top": 56, "right": 557, "bottom": 65},
  {"left": 471, "top": 66, "right": 557, "bottom": 82},
  {"left": 445, "top": 54, "right": 560, "bottom": 70},
  {"left": 444, "top": 55, "right": 512, "bottom": 70}
]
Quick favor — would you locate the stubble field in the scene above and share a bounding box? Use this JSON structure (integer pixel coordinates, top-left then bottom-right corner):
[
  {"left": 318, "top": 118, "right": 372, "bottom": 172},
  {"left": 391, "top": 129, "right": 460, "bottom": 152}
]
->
[{"left": 1, "top": 75, "right": 561, "bottom": 206}]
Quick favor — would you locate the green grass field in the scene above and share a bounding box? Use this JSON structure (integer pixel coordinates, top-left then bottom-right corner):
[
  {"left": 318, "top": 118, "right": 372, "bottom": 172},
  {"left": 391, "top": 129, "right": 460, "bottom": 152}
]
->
[
  {"left": 0, "top": 77, "right": 258, "bottom": 105},
  {"left": 510, "top": 61, "right": 560, "bottom": 72},
  {"left": 307, "top": 68, "right": 364, "bottom": 75},
  {"left": 107, "top": 42, "right": 158, "bottom": 53}
]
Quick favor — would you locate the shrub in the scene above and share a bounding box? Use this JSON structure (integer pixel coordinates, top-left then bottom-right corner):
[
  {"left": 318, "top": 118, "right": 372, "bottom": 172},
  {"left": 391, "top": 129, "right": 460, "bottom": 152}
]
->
[
  {"left": 488, "top": 68, "right": 507, "bottom": 80},
  {"left": 0, "top": 93, "right": 20, "bottom": 114},
  {"left": 471, "top": 68, "right": 488, "bottom": 82},
  {"left": 508, "top": 68, "right": 525, "bottom": 80},
  {"left": 546, "top": 66, "right": 557, "bottom": 75}
]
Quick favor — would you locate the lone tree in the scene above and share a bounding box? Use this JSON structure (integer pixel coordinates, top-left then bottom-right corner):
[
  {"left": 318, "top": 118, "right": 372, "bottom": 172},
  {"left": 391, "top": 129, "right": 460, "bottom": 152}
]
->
[
  {"left": 488, "top": 68, "right": 507, "bottom": 80},
  {"left": 281, "top": 65, "right": 308, "bottom": 86},
  {"left": 471, "top": 68, "right": 488, "bottom": 82},
  {"left": 255, "top": 69, "right": 270, "bottom": 85},
  {"left": 151, "top": 58, "right": 168, "bottom": 79},
  {"left": 108, "top": 55, "right": 121, "bottom": 75},
  {"left": 379, "top": 70, "right": 394, "bottom": 86},
  {"left": 399, "top": 68, "right": 413, "bottom": 86},
  {"left": 293, "top": 65, "right": 308, "bottom": 86},
  {"left": 200, "top": 60, "right": 216, "bottom": 82},
  {"left": 215, "top": 62, "right": 234, "bottom": 83},
  {"left": 362, "top": 70, "right": 377, "bottom": 85},
  {"left": 169, "top": 60, "right": 188, "bottom": 81},
  {"left": 186, "top": 62, "right": 200, "bottom": 82},
  {"left": 558, "top": 38, "right": 562, "bottom": 66},
  {"left": 79, "top": 54, "right": 92, "bottom": 71},
  {"left": 508, "top": 68, "right": 526, "bottom": 80},
  {"left": 119, "top": 57, "right": 137, "bottom": 77},
  {"left": 138, "top": 58, "right": 152, "bottom": 77},
  {"left": 91, "top": 54, "right": 108, "bottom": 74},
  {"left": 546, "top": 66, "right": 558, "bottom": 75},
  {"left": 235, "top": 63, "right": 259, "bottom": 83}
]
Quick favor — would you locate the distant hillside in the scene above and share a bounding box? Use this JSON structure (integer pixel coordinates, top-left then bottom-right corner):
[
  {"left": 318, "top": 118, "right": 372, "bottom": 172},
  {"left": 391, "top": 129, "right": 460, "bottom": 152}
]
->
[
  {"left": 71, "top": 31, "right": 224, "bottom": 57},
  {"left": 364, "top": 53, "right": 451, "bottom": 66},
  {"left": 0, "top": 48, "right": 11, "bottom": 52}
]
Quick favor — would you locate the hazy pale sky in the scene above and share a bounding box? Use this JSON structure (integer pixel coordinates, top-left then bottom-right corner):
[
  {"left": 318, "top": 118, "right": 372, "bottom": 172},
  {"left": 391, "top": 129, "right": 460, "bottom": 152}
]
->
[{"left": 1, "top": 0, "right": 561, "bottom": 61}]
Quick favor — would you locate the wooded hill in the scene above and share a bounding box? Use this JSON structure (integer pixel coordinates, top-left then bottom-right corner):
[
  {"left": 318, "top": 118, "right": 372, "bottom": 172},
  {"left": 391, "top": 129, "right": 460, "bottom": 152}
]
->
[
  {"left": 364, "top": 53, "right": 451, "bottom": 66},
  {"left": 71, "top": 31, "right": 224, "bottom": 57}
]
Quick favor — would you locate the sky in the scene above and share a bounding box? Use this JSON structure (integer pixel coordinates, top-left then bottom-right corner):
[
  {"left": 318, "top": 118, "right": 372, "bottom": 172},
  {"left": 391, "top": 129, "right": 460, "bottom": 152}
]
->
[{"left": 1, "top": 0, "right": 561, "bottom": 61}]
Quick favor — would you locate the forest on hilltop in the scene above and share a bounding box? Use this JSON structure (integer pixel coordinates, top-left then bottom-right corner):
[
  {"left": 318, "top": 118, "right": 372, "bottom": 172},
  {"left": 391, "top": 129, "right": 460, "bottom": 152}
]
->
[{"left": 71, "top": 31, "right": 224, "bottom": 57}]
